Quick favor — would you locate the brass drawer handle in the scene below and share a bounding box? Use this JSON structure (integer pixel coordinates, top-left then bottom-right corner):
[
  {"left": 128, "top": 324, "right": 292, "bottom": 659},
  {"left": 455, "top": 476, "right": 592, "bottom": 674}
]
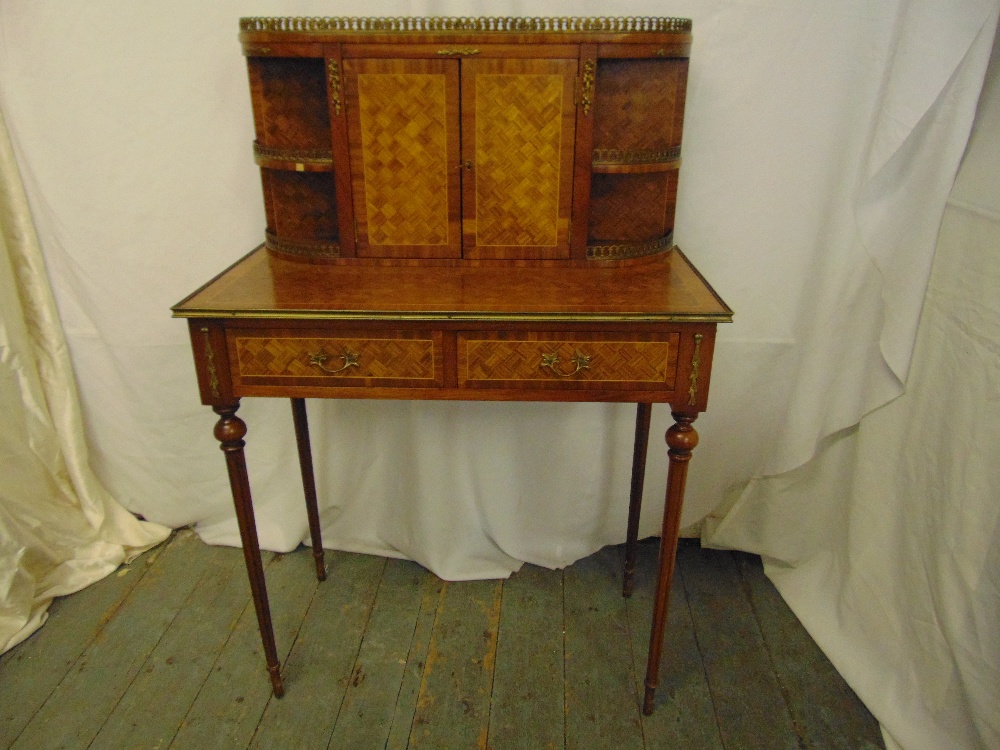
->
[
  {"left": 436, "top": 48, "right": 480, "bottom": 56},
  {"left": 308, "top": 348, "right": 360, "bottom": 375},
  {"left": 540, "top": 350, "right": 592, "bottom": 377}
]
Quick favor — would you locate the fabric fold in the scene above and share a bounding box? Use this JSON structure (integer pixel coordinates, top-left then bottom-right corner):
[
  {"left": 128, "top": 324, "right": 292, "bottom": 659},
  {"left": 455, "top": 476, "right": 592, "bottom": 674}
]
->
[{"left": 0, "top": 107, "right": 169, "bottom": 654}]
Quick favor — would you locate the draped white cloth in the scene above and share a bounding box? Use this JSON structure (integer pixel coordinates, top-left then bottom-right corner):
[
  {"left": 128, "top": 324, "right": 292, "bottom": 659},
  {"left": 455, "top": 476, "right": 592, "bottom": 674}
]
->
[
  {"left": 0, "top": 108, "right": 168, "bottom": 653},
  {"left": 1, "top": 0, "right": 997, "bottom": 745},
  {"left": 709, "top": 30, "right": 1000, "bottom": 749}
]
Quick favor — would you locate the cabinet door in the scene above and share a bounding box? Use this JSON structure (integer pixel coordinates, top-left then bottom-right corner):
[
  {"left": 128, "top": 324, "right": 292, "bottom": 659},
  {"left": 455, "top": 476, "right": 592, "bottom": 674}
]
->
[
  {"left": 343, "top": 58, "right": 462, "bottom": 258},
  {"left": 461, "top": 58, "right": 578, "bottom": 260}
]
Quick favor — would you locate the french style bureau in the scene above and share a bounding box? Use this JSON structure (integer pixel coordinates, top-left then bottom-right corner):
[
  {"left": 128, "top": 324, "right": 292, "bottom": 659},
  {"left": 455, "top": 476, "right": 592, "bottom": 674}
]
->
[{"left": 173, "top": 16, "right": 732, "bottom": 715}]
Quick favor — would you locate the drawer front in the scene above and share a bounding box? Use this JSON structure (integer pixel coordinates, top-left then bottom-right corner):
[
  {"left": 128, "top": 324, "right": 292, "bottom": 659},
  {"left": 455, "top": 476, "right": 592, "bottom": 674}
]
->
[
  {"left": 458, "top": 332, "right": 679, "bottom": 390},
  {"left": 230, "top": 331, "right": 442, "bottom": 388}
]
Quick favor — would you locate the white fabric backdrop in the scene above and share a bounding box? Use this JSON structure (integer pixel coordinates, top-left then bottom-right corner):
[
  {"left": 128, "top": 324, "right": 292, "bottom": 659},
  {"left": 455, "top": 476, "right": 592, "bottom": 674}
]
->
[
  {"left": 709, "top": 31, "right": 1000, "bottom": 749},
  {"left": 1, "top": 0, "right": 998, "bottom": 745}
]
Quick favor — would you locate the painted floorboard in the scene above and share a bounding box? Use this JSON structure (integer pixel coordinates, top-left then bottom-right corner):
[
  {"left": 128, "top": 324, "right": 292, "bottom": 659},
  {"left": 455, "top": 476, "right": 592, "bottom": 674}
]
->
[
  {"left": 408, "top": 579, "right": 502, "bottom": 750},
  {"left": 168, "top": 547, "right": 319, "bottom": 750},
  {"left": 563, "top": 546, "right": 645, "bottom": 750},
  {"left": 487, "top": 563, "right": 565, "bottom": 750},
  {"left": 249, "top": 551, "right": 386, "bottom": 749},
  {"left": 9, "top": 530, "right": 214, "bottom": 750},
  {"left": 0, "top": 535, "right": 887, "bottom": 750},
  {"left": 680, "top": 542, "right": 802, "bottom": 750},
  {"left": 326, "top": 558, "right": 437, "bottom": 750},
  {"left": 0, "top": 534, "right": 158, "bottom": 748},
  {"left": 88, "top": 542, "right": 250, "bottom": 750},
  {"left": 384, "top": 572, "right": 444, "bottom": 750},
  {"left": 625, "top": 538, "right": 724, "bottom": 749},
  {"left": 736, "top": 552, "right": 885, "bottom": 750}
]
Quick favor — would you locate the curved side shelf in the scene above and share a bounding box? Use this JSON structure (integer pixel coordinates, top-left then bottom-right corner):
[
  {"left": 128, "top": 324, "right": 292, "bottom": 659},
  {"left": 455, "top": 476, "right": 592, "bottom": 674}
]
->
[
  {"left": 265, "top": 230, "right": 341, "bottom": 260},
  {"left": 254, "top": 142, "right": 334, "bottom": 172},
  {"left": 586, "top": 232, "right": 673, "bottom": 261},
  {"left": 591, "top": 147, "right": 681, "bottom": 174}
]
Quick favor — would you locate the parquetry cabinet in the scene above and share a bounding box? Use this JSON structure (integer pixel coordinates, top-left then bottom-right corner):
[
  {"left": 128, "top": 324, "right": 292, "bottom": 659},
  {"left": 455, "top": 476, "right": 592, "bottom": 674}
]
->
[
  {"left": 242, "top": 15, "right": 690, "bottom": 263},
  {"left": 174, "top": 16, "right": 731, "bottom": 717}
]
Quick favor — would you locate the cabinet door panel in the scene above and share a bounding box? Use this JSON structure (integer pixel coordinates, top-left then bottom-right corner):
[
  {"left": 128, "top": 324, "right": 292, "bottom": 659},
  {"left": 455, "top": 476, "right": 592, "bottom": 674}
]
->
[
  {"left": 344, "top": 58, "right": 462, "bottom": 258},
  {"left": 461, "top": 58, "right": 577, "bottom": 260}
]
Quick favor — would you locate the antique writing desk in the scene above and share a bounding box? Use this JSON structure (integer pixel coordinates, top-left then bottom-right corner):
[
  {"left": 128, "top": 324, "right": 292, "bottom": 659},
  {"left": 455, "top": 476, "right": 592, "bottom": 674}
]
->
[
  {"left": 172, "top": 247, "right": 731, "bottom": 713},
  {"left": 173, "top": 15, "right": 732, "bottom": 715}
]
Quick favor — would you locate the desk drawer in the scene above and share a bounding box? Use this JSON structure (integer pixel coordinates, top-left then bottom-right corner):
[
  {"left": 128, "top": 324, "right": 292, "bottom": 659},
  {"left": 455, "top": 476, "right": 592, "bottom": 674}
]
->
[
  {"left": 229, "top": 331, "right": 442, "bottom": 389},
  {"left": 458, "top": 332, "right": 679, "bottom": 390}
]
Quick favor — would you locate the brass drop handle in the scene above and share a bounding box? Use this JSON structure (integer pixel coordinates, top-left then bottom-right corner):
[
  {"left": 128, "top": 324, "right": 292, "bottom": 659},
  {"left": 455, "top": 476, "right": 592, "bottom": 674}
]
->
[
  {"left": 308, "top": 348, "right": 360, "bottom": 375},
  {"left": 540, "top": 350, "right": 592, "bottom": 377},
  {"left": 436, "top": 48, "right": 480, "bottom": 56},
  {"left": 462, "top": 160, "right": 473, "bottom": 170}
]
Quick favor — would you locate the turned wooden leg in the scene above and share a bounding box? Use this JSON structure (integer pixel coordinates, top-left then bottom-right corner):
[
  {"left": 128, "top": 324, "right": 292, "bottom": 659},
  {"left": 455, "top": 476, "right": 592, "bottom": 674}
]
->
[
  {"left": 642, "top": 409, "right": 698, "bottom": 715},
  {"left": 291, "top": 398, "right": 326, "bottom": 581},
  {"left": 623, "top": 402, "right": 652, "bottom": 598},
  {"left": 213, "top": 402, "right": 285, "bottom": 698}
]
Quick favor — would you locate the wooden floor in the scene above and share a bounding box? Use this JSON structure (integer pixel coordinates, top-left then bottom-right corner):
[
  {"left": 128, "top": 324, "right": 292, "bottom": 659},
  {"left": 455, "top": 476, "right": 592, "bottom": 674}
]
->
[{"left": 0, "top": 531, "right": 884, "bottom": 750}]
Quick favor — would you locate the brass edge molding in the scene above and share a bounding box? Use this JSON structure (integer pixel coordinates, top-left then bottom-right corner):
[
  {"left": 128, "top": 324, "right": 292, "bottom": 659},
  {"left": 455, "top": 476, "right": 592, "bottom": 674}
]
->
[
  {"left": 592, "top": 146, "right": 681, "bottom": 166},
  {"left": 587, "top": 234, "right": 673, "bottom": 261},
  {"left": 175, "top": 309, "right": 733, "bottom": 323},
  {"left": 253, "top": 142, "right": 334, "bottom": 166},
  {"left": 200, "top": 327, "right": 221, "bottom": 398},
  {"left": 327, "top": 60, "right": 343, "bottom": 115},
  {"left": 687, "top": 333, "right": 703, "bottom": 405},
  {"left": 264, "top": 231, "right": 341, "bottom": 258},
  {"left": 581, "top": 60, "right": 596, "bottom": 116},
  {"left": 240, "top": 16, "right": 692, "bottom": 34}
]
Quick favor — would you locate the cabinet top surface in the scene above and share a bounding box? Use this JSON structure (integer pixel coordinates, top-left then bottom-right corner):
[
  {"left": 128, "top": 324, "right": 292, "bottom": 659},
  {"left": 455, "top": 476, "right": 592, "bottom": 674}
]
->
[
  {"left": 173, "top": 247, "right": 731, "bottom": 324},
  {"left": 239, "top": 16, "right": 692, "bottom": 44}
]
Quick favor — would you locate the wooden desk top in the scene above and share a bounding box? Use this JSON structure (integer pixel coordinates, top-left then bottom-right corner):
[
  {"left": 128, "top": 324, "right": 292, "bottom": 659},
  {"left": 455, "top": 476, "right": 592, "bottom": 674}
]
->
[{"left": 172, "top": 247, "right": 731, "bottom": 324}]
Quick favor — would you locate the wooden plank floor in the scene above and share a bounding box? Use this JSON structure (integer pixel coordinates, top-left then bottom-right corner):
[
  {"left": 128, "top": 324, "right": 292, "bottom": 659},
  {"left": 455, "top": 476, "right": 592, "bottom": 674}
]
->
[{"left": 0, "top": 530, "right": 884, "bottom": 750}]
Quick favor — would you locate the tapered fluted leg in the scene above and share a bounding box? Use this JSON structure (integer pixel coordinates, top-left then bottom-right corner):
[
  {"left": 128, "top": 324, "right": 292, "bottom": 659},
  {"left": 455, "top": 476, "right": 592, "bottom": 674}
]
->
[
  {"left": 291, "top": 398, "right": 326, "bottom": 581},
  {"left": 623, "top": 402, "right": 652, "bottom": 597},
  {"left": 642, "top": 410, "right": 698, "bottom": 715},
  {"left": 213, "top": 402, "right": 284, "bottom": 698}
]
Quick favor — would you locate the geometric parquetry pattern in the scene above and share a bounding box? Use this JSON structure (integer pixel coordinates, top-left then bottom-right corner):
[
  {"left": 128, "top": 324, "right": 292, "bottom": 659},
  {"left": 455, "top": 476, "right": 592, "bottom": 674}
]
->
[
  {"left": 358, "top": 73, "right": 450, "bottom": 246},
  {"left": 592, "top": 58, "right": 684, "bottom": 152},
  {"left": 475, "top": 73, "right": 563, "bottom": 247},
  {"left": 266, "top": 171, "right": 338, "bottom": 239},
  {"left": 462, "top": 339, "right": 675, "bottom": 384},
  {"left": 259, "top": 58, "right": 331, "bottom": 150},
  {"left": 588, "top": 172, "right": 671, "bottom": 242},
  {"left": 235, "top": 337, "right": 436, "bottom": 379}
]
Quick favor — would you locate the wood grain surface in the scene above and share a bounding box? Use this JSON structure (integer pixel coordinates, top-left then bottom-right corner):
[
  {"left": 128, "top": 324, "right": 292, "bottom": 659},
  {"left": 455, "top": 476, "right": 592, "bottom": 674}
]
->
[{"left": 173, "top": 246, "right": 730, "bottom": 321}]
